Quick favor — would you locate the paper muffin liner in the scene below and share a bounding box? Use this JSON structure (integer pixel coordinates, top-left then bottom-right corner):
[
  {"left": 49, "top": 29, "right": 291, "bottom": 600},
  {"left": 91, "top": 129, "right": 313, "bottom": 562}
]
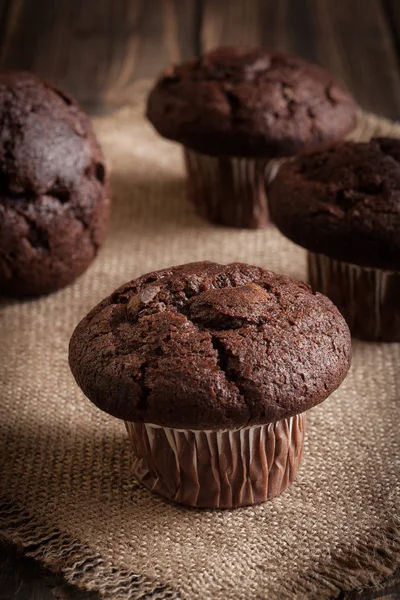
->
[
  {"left": 184, "top": 148, "right": 283, "bottom": 229},
  {"left": 308, "top": 252, "right": 400, "bottom": 341},
  {"left": 125, "top": 413, "right": 306, "bottom": 509}
]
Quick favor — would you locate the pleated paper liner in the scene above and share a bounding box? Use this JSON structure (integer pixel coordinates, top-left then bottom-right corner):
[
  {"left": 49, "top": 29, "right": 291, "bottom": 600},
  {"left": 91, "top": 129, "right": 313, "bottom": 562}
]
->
[
  {"left": 126, "top": 414, "right": 306, "bottom": 508},
  {"left": 308, "top": 252, "right": 400, "bottom": 341},
  {"left": 1, "top": 108, "right": 400, "bottom": 599}
]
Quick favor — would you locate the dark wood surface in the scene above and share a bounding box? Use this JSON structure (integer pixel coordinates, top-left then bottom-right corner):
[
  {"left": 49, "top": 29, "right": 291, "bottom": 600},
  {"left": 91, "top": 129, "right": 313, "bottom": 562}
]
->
[
  {"left": 0, "top": 0, "right": 399, "bottom": 119},
  {"left": 0, "top": 1, "right": 399, "bottom": 598}
]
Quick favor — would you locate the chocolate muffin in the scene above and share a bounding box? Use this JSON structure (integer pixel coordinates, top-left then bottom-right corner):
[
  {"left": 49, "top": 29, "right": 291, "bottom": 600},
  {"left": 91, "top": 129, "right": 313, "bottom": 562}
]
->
[
  {"left": 69, "top": 261, "right": 351, "bottom": 508},
  {"left": 147, "top": 48, "right": 358, "bottom": 229},
  {"left": 0, "top": 71, "right": 110, "bottom": 297},
  {"left": 269, "top": 138, "right": 400, "bottom": 341}
]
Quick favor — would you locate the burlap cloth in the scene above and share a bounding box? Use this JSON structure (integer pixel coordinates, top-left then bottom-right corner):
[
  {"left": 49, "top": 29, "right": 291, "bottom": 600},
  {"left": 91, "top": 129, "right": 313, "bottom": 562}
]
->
[{"left": 1, "top": 91, "right": 400, "bottom": 599}]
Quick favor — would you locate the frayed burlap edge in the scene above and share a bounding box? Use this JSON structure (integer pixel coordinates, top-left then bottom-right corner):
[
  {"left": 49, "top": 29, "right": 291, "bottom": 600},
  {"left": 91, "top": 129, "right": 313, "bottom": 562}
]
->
[
  {"left": 1, "top": 495, "right": 399, "bottom": 600},
  {"left": 0, "top": 498, "right": 180, "bottom": 600},
  {"left": 1, "top": 107, "right": 400, "bottom": 600},
  {"left": 288, "top": 513, "right": 400, "bottom": 598}
]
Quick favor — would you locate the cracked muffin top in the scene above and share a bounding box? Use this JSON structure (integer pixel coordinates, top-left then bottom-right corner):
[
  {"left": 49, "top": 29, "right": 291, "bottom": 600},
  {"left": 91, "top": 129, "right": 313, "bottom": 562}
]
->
[
  {"left": 69, "top": 261, "right": 351, "bottom": 430},
  {"left": 146, "top": 47, "right": 358, "bottom": 158},
  {"left": 269, "top": 138, "right": 400, "bottom": 270},
  {"left": 0, "top": 70, "right": 110, "bottom": 296}
]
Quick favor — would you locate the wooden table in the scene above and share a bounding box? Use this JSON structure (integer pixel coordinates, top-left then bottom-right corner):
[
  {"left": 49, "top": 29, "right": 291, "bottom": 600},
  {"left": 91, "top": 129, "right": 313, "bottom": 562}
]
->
[{"left": 0, "top": 1, "right": 399, "bottom": 598}]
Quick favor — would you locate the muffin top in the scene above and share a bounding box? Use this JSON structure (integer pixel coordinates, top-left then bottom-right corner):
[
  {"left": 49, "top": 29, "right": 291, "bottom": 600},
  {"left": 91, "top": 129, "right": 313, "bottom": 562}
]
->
[
  {"left": 0, "top": 70, "right": 109, "bottom": 296},
  {"left": 269, "top": 138, "right": 400, "bottom": 270},
  {"left": 146, "top": 47, "right": 358, "bottom": 158},
  {"left": 69, "top": 261, "right": 351, "bottom": 430}
]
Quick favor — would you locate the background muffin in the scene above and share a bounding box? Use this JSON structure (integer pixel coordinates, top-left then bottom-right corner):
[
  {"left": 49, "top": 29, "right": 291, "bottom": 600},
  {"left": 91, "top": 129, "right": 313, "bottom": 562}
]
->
[
  {"left": 147, "top": 48, "right": 358, "bottom": 229},
  {"left": 69, "top": 261, "right": 351, "bottom": 509},
  {"left": 0, "top": 71, "right": 110, "bottom": 297},
  {"left": 269, "top": 137, "right": 400, "bottom": 341}
]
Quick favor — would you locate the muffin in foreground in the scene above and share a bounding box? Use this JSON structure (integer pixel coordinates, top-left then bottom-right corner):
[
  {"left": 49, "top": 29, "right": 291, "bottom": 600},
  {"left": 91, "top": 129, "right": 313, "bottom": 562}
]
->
[
  {"left": 147, "top": 48, "right": 358, "bottom": 229},
  {"left": 0, "top": 70, "right": 110, "bottom": 297},
  {"left": 69, "top": 261, "right": 351, "bottom": 508},
  {"left": 269, "top": 138, "right": 400, "bottom": 342}
]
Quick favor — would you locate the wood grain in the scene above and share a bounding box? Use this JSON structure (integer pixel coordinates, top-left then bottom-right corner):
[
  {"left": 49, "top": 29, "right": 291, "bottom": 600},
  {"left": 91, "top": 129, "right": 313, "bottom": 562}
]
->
[
  {"left": 384, "top": 0, "right": 400, "bottom": 60},
  {"left": 0, "top": 1, "right": 399, "bottom": 598},
  {"left": 201, "top": 0, "right": 400, "bottom": 118},
  {"left": 0, "top": 0, "right": 198, "bottom": 108},
  {"left": 0, "top": 542, "right": 100, "bottom": 600},
  {"left": 310, "top": 0, "right": 400, "bottom": 119}
]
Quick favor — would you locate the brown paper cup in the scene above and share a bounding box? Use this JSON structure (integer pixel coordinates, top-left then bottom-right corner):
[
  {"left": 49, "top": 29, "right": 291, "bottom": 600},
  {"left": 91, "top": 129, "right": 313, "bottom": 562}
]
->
[
  {"left": 184, "top": 148, "right": 282, "bottom": 229},
  {"left": 308, "top": 252, "right": 400, "bottom": 341},
  {"left": 125, "top": 414, "right": 306, "bottom": 509}
]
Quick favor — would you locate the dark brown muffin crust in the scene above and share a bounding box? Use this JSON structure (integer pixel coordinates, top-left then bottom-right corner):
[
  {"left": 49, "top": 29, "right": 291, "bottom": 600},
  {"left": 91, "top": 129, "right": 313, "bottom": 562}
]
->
[
  {"left": 0, "top": 71, "right": 110, "bottom": 296},
  {"left": 269, "top": 138, "right": 400, "bottom": 270},
  {"left": 146, "top": 47, "right": 358, "bottom": 158},
  {"left": 69, "top": 261, "right": 351, "bottom": 430}
]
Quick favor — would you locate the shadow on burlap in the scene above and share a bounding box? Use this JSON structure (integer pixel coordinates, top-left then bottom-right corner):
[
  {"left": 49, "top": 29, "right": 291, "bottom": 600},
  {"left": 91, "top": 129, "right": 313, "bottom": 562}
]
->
[{"left": 1, "top": 99, "right": 399, "bottom": 600}]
